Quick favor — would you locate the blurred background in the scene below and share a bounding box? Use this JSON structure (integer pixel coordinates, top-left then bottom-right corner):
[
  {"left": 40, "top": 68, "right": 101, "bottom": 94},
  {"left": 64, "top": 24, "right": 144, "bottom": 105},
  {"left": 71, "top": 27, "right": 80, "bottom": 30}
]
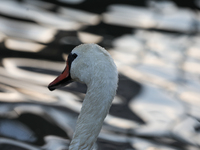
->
[{"left": 0, "top": 0, "right": 200, "bottom": 150}]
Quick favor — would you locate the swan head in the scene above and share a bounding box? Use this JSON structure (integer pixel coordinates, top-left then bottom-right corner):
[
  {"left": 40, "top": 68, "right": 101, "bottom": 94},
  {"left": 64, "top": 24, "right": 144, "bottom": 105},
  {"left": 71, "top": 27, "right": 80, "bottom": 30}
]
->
[{"left": 48, "top": 43, "right": 118, "bottom": 91}]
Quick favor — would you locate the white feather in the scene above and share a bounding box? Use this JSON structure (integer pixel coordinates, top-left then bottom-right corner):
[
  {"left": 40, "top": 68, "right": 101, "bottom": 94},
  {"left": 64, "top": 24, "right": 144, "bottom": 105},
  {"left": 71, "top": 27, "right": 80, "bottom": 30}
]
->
[{"left": 68, "top": 44, "right": 118, "bottom": 150}]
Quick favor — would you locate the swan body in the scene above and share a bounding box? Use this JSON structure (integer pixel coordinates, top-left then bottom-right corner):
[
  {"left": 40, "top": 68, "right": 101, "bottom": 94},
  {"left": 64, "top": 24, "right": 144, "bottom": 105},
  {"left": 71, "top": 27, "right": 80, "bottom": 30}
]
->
[{"left": 48, "top": 44, "right": 118, "bottom": 150}]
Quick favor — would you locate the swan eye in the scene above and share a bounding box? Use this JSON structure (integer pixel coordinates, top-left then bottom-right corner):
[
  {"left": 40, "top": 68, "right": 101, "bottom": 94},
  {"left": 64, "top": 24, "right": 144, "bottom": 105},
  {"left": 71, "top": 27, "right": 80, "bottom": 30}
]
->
[
  {"left": 68, "top": 53, "right": 78, "bottom": 63},
  {"left": 72, "top": 53, "right": 77, "bottom": 59},
  {"left": 66, "top": 53, "right": 78, "bottom": 72}
]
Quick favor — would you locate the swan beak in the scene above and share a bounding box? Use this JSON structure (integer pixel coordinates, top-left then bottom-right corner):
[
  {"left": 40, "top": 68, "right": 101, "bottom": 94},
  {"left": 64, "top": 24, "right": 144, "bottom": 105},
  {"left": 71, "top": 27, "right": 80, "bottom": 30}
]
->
[{"left": 48, "top": 61, "right": 73, "bottom": 91}]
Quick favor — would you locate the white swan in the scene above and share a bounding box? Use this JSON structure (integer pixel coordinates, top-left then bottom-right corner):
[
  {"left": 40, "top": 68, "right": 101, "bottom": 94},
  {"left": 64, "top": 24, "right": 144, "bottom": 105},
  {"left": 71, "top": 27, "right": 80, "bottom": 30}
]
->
[{"left": 48, "top": 44, "right": 118, "bottom": 150}]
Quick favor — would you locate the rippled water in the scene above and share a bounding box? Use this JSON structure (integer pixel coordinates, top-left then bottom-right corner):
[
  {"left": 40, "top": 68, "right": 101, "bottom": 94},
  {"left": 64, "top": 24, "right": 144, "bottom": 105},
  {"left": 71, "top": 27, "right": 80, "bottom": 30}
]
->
[{"left": 0, "top": 0, "right": 200, "bottom": 150}]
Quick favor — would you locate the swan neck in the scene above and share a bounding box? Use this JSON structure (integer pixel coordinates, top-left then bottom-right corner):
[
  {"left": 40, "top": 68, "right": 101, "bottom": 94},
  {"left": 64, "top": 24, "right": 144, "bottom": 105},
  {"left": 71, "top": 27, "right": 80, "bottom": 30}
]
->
[{"left": 69, "top": 81, "right": 116, "bottom": 150}]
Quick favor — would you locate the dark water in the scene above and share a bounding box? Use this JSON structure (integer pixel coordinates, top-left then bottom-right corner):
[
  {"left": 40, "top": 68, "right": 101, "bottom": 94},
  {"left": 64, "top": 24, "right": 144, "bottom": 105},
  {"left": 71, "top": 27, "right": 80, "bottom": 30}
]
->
[{"left": 0, "top": 0, "right": 200, "bottom": 150}]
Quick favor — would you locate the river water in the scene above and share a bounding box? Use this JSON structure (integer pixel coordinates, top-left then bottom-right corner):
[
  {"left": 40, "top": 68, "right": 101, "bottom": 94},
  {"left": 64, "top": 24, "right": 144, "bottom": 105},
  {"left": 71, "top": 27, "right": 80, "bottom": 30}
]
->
[{"left": 0, "top": 0, "right": 200, "bottom": 150}]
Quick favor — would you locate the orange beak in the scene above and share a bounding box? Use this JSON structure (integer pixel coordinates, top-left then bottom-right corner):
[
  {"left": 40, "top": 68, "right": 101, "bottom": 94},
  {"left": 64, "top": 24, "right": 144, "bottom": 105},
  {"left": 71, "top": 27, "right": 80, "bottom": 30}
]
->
[{"left": 48, "top": 60, "right": 73, "bottom": 91}]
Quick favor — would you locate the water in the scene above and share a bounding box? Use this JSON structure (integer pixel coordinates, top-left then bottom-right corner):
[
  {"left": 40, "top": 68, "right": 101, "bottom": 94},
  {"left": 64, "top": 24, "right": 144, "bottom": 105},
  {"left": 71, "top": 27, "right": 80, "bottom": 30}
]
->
[{"left": 0, "top": 0, "right": 200, "bottom": 149}]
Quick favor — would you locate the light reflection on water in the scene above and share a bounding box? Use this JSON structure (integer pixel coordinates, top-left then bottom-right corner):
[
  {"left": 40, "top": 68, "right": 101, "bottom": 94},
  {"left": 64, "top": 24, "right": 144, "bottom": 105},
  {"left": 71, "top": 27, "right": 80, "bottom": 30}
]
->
[{"left": 0, "top": 0, "right": 200, "bottom": 150}]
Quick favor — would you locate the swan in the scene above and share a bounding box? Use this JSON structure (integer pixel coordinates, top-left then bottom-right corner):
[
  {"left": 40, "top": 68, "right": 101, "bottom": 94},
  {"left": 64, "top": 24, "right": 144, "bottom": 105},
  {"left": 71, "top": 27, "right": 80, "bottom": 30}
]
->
[{"left": 48, "top": 43, "right": 118, "bottom": 150}]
